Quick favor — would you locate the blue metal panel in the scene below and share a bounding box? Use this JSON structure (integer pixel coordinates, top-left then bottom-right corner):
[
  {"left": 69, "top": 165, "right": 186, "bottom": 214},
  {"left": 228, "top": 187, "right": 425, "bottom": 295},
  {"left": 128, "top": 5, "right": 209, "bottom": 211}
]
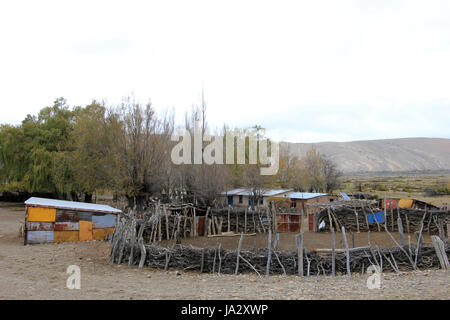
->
[
  {"left": 92, "top": 214, "right": 117, "bottom": 228},
  {"left": 27, "top": 230, "right": 54, "bottom": 243},
  {"left": 368, "top": 211, "right": 386, "bottom": 224}
]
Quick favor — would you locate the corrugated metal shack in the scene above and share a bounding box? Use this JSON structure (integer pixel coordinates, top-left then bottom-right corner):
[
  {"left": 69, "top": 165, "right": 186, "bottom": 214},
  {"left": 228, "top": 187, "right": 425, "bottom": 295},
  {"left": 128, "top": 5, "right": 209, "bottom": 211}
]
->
[
  {"left": 24, "top": 197, "right": 121, "bottom": 244},
  {"left": 270, "top": 192, "right": 330, "bottom": 232}
]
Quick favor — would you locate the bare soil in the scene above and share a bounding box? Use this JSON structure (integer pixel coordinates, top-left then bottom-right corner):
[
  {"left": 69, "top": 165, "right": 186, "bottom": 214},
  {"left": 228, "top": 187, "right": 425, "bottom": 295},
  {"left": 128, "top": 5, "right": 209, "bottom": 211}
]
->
[{"left": 0, "top": 202, "right": 449, "bottom": 300}]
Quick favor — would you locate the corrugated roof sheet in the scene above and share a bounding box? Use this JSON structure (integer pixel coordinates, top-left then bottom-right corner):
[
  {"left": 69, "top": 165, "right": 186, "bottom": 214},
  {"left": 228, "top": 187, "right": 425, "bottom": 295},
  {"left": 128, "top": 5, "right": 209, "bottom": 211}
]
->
[
  {"left": 25, "top": 197, "right": 122, "bottom": 214},
  {"left": 340, "top": 192, "right": 351, "bottom": 200},
  {"left": 274, "top": 192, "right": 328, "bottom": 200},
  {"left": 221, "top": 189, "right": 291, "bottom": 196}
]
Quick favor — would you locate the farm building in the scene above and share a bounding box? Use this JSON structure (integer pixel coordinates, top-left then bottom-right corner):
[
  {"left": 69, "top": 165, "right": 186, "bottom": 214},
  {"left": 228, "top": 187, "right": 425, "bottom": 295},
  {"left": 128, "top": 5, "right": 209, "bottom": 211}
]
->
[
  {"left": 24, "top": 197, "right": 121, "bottom": 244},
  {"left": 269, "top": 192, "right": 330, "bottom": 233},
  {"left": 271, "top": 192, "right": 330, "bottom": 214},
  {"left": 221, "top": 189, "right": 292, "bottom": 208}
]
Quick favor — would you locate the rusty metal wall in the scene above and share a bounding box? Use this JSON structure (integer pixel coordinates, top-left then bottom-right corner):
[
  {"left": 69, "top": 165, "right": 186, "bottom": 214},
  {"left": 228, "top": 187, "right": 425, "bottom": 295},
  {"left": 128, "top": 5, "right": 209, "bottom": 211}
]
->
[{"left": 25, "top": 205, "right": 117, "bottom": 244}]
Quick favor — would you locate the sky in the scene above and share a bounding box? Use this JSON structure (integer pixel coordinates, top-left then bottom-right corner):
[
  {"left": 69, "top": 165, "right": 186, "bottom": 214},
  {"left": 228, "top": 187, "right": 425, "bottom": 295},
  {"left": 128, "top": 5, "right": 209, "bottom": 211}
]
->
[{"left": 0, "top": 0, "right": 449, "bottom": 143}]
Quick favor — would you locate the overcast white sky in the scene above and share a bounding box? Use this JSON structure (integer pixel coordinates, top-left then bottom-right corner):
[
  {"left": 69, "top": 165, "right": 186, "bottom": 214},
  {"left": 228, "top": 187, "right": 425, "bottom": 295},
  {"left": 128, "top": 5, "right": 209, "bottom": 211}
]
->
[{"left": 0, "top": 0, "right": 449, "bottom": 142}]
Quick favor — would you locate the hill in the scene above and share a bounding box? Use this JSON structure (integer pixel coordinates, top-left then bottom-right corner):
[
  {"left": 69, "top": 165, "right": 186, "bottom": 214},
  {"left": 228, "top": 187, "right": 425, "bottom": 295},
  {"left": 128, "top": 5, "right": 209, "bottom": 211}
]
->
[{"left": 283, "top": 138, "right": 450, "bottom": 174}]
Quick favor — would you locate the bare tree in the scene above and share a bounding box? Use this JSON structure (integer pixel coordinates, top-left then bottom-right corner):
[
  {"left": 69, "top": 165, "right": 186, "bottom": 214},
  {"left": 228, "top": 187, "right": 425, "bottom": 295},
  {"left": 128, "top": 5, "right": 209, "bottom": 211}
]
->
[{"left": 108, "top": 96, "right": 174, "bottom": 207}]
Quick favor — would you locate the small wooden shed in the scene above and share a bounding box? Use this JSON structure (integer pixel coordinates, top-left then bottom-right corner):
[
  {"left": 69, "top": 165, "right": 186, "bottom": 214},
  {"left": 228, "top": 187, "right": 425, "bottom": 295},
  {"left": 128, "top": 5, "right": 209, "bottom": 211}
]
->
[{"left": 24, "top": 197, "right": 121, "bottom": 244}]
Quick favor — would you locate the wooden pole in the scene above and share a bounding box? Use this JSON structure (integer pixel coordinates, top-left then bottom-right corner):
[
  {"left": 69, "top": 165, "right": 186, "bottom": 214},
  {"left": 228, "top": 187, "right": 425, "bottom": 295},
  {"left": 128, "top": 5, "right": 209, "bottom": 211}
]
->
[
  {"left": 158, "top": 213, "right": 162, "bottom": 242},
  {"left": 327, "top": 207, "right": 334, "bottom": 232},
  {"left": 398, "top": 216, "right": 405, "bottom": 246},
  {"left": 204, "top": 207, "right": 210, "bottom": 237},
  {"left": 252, "top": 210, "right": 256, "bottom": 233},
  {"left": 296, "top": 232, "right": 304, "bottom": 277},
  {"left": 236, "top": 210, "right": 239, "bottom": 233},
  {"left": 431, "top": 236, "right": 449, "bottom": 270},
  {"left": 165, "top": 208, "right": 170, "bottom": 240},
  {"left": 363, "top": 207, "right": 370, "bottom": 232},
  {"left": 235, "top": 232, "right": 244, "bottom": 275},
  {"left": 128, "top": 219, "right": 136, "bottom": 266},
  {"left": 390, "top": 207, "right": 394, "bottom": 232},
  {"left": 354, "top": 207, "right": 360, "bottom": 233},
  {"left": 331, "top": 229, "right": 336, "bottom": 277},
  {"left": 193, "top": 207, "right": 197, "bottom": 237},
  {"left": 266, "top": 229, "right": 272, "bottom": 277},
  {"left": 227, "top": 206, "right": 231, "bottom": 232},
  {"left": 183, "top": 208, "right": 187, "bottom": 238},
  {"left": 405, "top": 214, "right": 410, "bottom": 234},
  {"left": 341, "top": 226, "right": 351, "bottom": 276},
  {"left": 244, "top": 208, "right": 248, "bottom": 234},
  {"left": 257, "top": 209, "right": 264, "bottom": 233},
  {"left": 138, "top": 221, "right": 147, "bottom": 269},
  {"left": 447, "top": 223, "right": 450, "bottom": 240}
]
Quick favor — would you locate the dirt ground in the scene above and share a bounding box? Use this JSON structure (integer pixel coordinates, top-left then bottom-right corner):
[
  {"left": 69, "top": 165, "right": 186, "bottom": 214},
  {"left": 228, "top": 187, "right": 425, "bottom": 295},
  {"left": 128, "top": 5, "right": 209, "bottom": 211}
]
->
[{"left": 0, "top": 202, "right": 449, "bottom": 300}]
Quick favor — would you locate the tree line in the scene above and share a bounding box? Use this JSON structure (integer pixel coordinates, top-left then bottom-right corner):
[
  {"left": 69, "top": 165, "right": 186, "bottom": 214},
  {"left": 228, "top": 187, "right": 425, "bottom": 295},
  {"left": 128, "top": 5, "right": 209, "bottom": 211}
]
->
[{"left": 0, "top": 96, "right": 341, "bottom": 206}]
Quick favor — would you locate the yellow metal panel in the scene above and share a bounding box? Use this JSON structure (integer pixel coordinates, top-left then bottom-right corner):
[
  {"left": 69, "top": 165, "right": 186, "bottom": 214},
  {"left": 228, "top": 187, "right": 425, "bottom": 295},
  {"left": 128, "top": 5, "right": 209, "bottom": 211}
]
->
[
  {"left": 54, "top": 231, "right": 79, "bottom": 242},
  {"left": 79, "top": 220, "right": 93, "bottom": 241},
  {"left": 93, "top": 228, "right": 115, "bottom": 240},
  {"left": 398, "top": 199, "right": 413, "bottom": 209},
  {"left": 93, "top": 228, "right": 106, "bottom": 240},
  {"left": 27, "top": 207, "right": 56, "bottom": 222}
]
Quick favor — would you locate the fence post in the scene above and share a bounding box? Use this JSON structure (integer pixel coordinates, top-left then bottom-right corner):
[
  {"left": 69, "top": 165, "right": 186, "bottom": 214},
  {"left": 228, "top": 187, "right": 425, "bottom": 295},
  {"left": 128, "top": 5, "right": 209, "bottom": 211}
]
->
[{"left": 296, "top": 232, "right": 304, "bottom": 277}]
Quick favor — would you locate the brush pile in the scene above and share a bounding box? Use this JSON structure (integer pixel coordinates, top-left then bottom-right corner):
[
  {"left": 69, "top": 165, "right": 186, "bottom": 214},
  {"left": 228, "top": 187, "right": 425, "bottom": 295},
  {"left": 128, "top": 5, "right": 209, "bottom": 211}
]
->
[
  {"left": 314, "top": 204, "right": 450, "bottom": 236},
  {"left": 109, "top": 208, "right": 450, "bottom": 276}
]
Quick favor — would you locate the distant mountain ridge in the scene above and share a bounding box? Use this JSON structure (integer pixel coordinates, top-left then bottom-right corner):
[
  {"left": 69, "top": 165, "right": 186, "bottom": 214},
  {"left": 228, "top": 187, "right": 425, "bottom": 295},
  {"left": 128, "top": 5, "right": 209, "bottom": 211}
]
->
[{"left": 282, "top": 138, "right": 450, "bottom": 174}]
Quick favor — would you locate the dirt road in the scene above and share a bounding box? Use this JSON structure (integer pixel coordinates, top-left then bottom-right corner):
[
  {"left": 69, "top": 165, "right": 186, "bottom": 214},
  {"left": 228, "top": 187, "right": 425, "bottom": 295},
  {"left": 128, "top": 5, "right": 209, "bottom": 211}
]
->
[{"left": 0, "top": 202, "right": 448, "bottom": 300}]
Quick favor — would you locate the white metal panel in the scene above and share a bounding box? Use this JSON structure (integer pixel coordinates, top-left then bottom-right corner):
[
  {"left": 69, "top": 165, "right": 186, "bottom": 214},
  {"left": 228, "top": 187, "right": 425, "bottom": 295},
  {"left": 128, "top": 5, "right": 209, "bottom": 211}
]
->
[{"left": 25, "top": 197, "right": 121, "bottom": 214}]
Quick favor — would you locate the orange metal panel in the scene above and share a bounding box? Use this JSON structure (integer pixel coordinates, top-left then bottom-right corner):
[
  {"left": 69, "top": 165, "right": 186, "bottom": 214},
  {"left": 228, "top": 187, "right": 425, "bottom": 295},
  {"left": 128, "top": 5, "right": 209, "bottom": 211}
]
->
[
  {"left": 54, "top": 231, "right": 79, "bottom": 242},
  {"left": 27, "top": 207, "right": 56, "bottom": 222},
  {"left": 398, "top": 199, "right": 413, "bottom": 209},
  {"left": 93, "top": 228, "right": 107, "bottom": 240},
  {"left": 79, "top": 220, "right": 93, "bottom": 241}
]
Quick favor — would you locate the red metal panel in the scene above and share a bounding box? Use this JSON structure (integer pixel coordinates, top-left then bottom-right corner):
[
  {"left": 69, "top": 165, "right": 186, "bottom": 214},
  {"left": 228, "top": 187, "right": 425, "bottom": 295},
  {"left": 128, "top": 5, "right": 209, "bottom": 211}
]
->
[
  {"left": 197, "top": 216, "right": 205, "bottom": 236},
  {"left": 277, "top": 215, "right": 289, "bottom": 232},
  {"left": 54, "top": 222, "right": 79, "bottom": 231},
  {"left": 382, "top": 199, "right": 398, "bottom": 210},
  {"left": 26, "top": 222, "right": 54, "bottom": 231},
  {"left": 309, "top": 214, "right": 314, "bottom": 231},
  {"left": 289, "top": 215, "right": 301, "bottom": 233},
  {"left": 55, "top": 209, "right": 79, "bottom": 222}
]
